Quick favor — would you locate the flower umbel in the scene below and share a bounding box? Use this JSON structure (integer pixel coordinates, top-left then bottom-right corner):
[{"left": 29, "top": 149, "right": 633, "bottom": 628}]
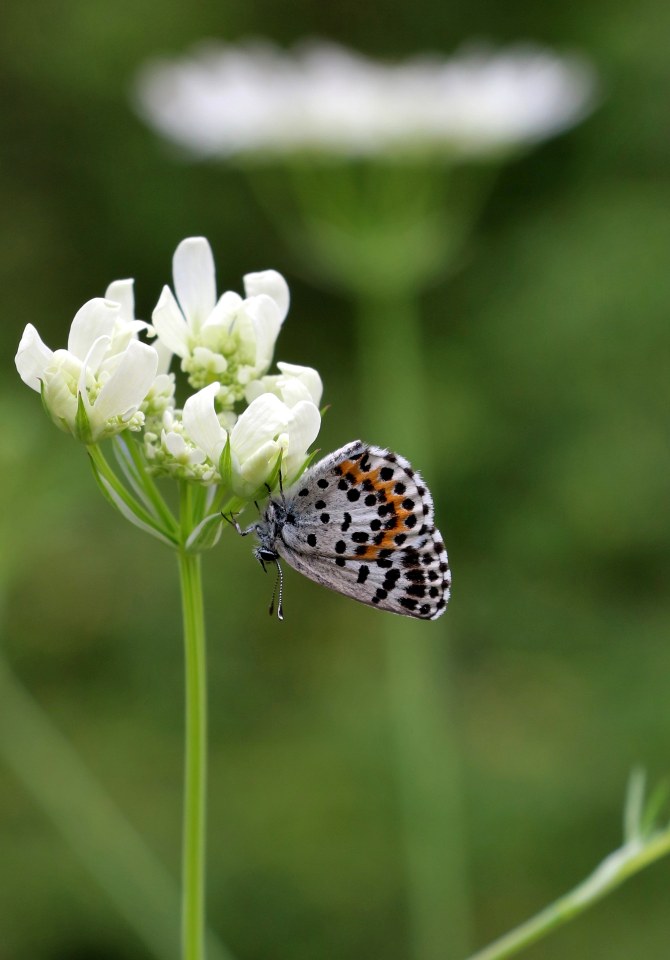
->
[
  {"left": 152, "top": 237, "right": 289, "bottom": 407},
  {"left": 15, "top": 239, "right": 322, "bottom": 524}
]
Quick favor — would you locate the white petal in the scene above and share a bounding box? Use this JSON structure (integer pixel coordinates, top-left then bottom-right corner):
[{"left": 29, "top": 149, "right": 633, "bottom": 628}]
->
[
  {"left": 173, "top": 237, "right": 217, "bottom": 331},
  {"left": 236, "top": 439, "right": 281, "bottom": 494},
  {"left": 276, "top": 379, "right": 313, "bottom": 407},
  {"left": 152, "top": 285, "right": 191, "bottom": 358},
  {"left": 68, "top": 298, "right": 121, "bottom": 360},
  {"left": 93, "top": 341, "right": 159, "bottom": 423},
  {"left": 243, "top": 270, "right": 290, "bottom": 323},
  {"left": 79, "top": 335, "right": 112, "bottom": 411},
  {"left": 284, "top": 401, "right": 321, "bottom": 476},
  {"left": 230, "top": 393, "right": 287, "bottom": 462},
  {"left": 164, "top": 431, "right": 187, "bottom": 458},
  {"left": 244, "top": 294, "right": 281, "bottom": 374},
  {"left": 201, "top": 290, "right": 243, "bottom": 330},
  {"left": 243, "top": 378, "right": 269, "bottom": 405},
  {"left": 182, "top": 382, "right": 227, "bottom": 462},
  {"left": 277, "top": 361, "right": 323, "bottom": 406},
  {"left": 105, "top": 279, "right": 135, "bottom": 322},
  {"left": 153, "top": 338, "right": 174, "bottom": 376},
  {"left": 15, "top": 324, "right": 54, "bottom": 391}
]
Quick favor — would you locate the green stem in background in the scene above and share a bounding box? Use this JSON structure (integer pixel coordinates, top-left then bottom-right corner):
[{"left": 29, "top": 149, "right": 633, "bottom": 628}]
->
[
  {"left": 0, "top": 656, "right": 181, "bottom": 959},
  {"left": 0, "top": 653, "right": 234, "bottom": 960},
  {"left": 357, "top": 291, "right": 472, "bottom": 960},
  {"left": 178, "top": 483, "right": 209, "bottom": 960},
  {"left": 464, "top": 826, "right": 670, "bottom": 960}
]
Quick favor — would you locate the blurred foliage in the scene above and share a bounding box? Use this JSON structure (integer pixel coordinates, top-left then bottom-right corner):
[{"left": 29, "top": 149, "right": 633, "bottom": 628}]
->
[{"left": 1, "top": 0, "right": 669, "bottom": 959}]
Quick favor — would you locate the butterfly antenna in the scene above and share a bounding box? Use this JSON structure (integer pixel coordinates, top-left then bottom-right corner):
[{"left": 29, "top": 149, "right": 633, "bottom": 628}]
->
[{"left": 268, "top": 558, "right": 285, "bottom": 621}]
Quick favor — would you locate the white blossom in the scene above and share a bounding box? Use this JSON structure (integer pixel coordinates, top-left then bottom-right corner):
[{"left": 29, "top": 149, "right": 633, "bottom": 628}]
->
[
  {"left": 152, "top": 236, "right": 289, "bottom": 406},
  {"left": 136, "top": 40, "right": 596, "bottom": 160},
  {"left": 15, "top": 298, "right": 159, "bottom": 443},
  {"left": 182, "top": 381, "right": 320, "bottom": 496},
  {"left": 104, "top": 278, "right": 176, "bottom": 421},
  {"left": 245, "top": 361, "right": 323, "bottom": 408}
]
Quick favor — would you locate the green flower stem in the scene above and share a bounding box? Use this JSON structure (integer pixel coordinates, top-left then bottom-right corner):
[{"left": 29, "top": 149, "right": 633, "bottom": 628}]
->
[
  {"left": 464, "top": 829, "right": 670, "bottom": 960},
  {"left": 122, "top": 435, "right": 180, "bottom": 537},
  {"left": 178, "top": 484, "right": 209, "bottom": 960},
  {"left": 357, "top": 291, "right": 472, "bottom": 960},
  {"left": 87, "top": 443, "right": 176, "bottom": 542}
]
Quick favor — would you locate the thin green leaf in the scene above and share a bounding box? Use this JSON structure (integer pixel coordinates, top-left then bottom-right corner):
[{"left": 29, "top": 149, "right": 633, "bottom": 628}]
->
[
  {"left": 623, "top": 768, "right": 646, "bottom": 844},
  {"left": 642, "top": 778, "right": 670, "bottom": 837}
]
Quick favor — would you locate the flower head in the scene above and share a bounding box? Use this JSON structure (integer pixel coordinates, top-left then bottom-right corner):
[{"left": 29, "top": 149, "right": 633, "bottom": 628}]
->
[
  {"left": 152, "top": 237, "right": 289, "bottom": 407},
  {"left": 136, "top": 40, "right": 596, "bottom": 161},
  {"left": 16, "top": 293, "right": 160, "bottom": 443}
]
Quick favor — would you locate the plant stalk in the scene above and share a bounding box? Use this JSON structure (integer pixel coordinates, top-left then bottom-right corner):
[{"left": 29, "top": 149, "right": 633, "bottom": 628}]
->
[
  {"left": 177, "top": 536, "right": 208, "bottom": 960},
  {"left": 464, "top": 830, "right": 670, "bottom": 960},
  {"left": 356, "top": 291, "right": 472, "bottom": 960}
]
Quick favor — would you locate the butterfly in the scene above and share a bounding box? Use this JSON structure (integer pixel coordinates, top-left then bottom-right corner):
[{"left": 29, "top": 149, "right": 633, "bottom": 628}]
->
[{"left": 231, "top": 440, "right": 451, "bottom": 620}]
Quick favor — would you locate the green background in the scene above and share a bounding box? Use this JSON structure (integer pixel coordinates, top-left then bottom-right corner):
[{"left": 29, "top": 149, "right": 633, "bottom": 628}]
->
[{"left": 1, "top": 0, "right": 669, "bottom": 958}]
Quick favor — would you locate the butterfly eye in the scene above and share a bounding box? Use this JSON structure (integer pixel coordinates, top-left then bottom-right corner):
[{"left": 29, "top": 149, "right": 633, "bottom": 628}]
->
[{"left": 258, "top": 548, "right": 278, "bottom": 563}]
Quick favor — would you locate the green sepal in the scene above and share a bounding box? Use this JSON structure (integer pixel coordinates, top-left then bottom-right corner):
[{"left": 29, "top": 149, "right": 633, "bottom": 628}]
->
[
  {"left": 185, "top": 512, "right": 225, "bottom": 553},
  {"left": 218, "top": 435, "right": 233, "bottom": 489},
  {"left": 39, "top": 380, "right": 50, "bottom": 418},
  {"left": 39, "top": 380, "right": 69, "bottom": 435},
  {"left": 74, "top": 392, "right": 93, "bottom": 445}
]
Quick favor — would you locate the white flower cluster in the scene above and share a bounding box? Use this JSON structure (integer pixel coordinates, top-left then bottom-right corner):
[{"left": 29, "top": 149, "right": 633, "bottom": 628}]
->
[
  {"left": 15, "top": 238, "right": 322, "bottom": 498},
  {"left": 136, "top": 40, "right": 596, "bottom": 160}
]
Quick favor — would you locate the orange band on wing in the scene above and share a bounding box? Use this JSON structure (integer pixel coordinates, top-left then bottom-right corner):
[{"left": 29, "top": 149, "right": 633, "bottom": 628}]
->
[{"left": 337, "top": 459, "right": 415, "bottom": 559}]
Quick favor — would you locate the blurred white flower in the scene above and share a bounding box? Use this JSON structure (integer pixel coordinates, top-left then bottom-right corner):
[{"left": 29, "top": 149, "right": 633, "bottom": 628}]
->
[
  {"left": 182, "top": 381, "right": 321, "bottom": 496},
  {"left": 15, "top": 298, "right": 159, "bottom": 443},
  {"left": 136, "top": 40, "right": 596, "bottom": 160},
  {"left": 152, "top": 236, "right": 289, "bottom": 406}
]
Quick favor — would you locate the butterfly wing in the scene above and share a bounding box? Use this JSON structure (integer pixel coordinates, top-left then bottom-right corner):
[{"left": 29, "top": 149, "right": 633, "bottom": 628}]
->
[{"left": 277, "top": 441, "right": 451, "bottom": 620}]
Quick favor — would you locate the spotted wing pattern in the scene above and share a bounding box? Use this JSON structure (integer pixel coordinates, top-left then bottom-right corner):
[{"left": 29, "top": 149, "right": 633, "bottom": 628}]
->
[{"left": 275, "top": 441, "right": 451, "bottom": 620}]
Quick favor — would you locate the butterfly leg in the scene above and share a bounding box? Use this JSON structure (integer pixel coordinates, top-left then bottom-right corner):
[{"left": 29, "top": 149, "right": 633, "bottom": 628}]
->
[{"left": 221, "top": 512, "right": 257, "bottom": 538}]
